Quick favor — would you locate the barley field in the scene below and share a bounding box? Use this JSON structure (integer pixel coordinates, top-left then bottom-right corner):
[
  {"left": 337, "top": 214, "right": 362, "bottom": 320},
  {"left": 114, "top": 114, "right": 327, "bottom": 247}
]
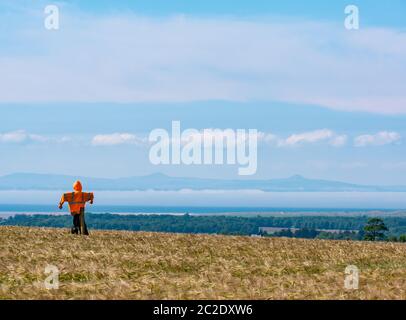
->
[{"left": 0, "top": 226, "right": 405, "bottom": 300}]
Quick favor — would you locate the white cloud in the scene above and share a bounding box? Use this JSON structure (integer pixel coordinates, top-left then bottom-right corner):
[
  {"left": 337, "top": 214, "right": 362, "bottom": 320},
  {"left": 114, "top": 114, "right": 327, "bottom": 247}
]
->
[
  {"left": 0, "top": 10, "right": 405, "bottom": 114},
  {"left": 0, "top": 130, "right": 28, "bottom": 143},
  {"left": 282, "top": 129, "right": 334, "bottom": 146},
  {"left": 274, "top": 129, "right": 345, "bottom": 147},
  {"left": 88, "top": 130, "right": 402, "bottom": 149},
  {"left": 354, "top": 131, "right": 401, "bottom": 147},
  {"left": 179, "top": 129, "right": 348, "bottom": 148},
  {"left": 92, "top": 133, "right": 145, "bottom": 146},
  {"left": 0, "top": 130, "right": 66, "bottom": 144}
]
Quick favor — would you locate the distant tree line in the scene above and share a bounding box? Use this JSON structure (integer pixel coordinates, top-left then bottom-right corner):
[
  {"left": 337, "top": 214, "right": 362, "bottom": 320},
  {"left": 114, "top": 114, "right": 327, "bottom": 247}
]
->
[
  {"left": 1, "top": 214, "right": 406, "bottom": 242},
  {"left": 266, "top": 228, "right": 360, "bottom": 240}
]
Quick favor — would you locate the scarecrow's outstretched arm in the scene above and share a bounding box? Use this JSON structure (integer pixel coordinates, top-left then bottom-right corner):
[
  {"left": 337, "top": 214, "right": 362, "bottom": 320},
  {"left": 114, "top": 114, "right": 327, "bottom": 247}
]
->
[
  {"left": 87, "top": 193, "right": 94, "bottom": 205},
  {"left": 58, "top": 194, "right": 66, "bottom": 209}
]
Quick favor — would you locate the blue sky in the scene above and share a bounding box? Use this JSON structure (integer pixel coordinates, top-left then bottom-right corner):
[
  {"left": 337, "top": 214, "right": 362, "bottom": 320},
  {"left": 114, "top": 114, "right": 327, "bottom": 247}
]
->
[
  {"left": 2, "top": 0, "right": 406, "bottom": 37},
  {"left": 0, "top": 1, "right": 405, "bottom": 185},
  {"left": 43, "top": 0, "right": 406, "bottom": 27}
]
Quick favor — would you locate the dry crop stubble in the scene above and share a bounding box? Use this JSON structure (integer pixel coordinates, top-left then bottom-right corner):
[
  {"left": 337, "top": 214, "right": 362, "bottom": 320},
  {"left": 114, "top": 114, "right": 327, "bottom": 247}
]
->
[{"left": 0, "top": 226, "right": 405, "bottom": 299}]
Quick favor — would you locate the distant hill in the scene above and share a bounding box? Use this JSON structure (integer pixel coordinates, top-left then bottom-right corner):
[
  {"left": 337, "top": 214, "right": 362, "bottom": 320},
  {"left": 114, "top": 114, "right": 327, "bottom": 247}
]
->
[{"left": 0, "top": 172, "right": 405, "bottom": 192}]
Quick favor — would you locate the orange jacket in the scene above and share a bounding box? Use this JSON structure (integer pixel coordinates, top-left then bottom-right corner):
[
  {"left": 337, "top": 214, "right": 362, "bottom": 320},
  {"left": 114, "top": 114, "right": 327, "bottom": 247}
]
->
[{"left": 59, "top": 181, "right": 94, "bottom": 215}]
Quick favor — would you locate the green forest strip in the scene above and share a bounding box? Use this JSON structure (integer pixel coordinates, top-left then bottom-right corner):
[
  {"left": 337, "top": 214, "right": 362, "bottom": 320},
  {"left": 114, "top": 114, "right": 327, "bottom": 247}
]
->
[{"left": 2, "top": 213, "right": 406, "bottom": 241}]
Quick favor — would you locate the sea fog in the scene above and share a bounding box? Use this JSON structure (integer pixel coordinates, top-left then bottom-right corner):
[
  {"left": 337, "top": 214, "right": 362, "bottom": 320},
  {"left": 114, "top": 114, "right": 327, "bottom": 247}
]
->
[{"left": 0, "top": 190, "right": 405, "bottom": 216}]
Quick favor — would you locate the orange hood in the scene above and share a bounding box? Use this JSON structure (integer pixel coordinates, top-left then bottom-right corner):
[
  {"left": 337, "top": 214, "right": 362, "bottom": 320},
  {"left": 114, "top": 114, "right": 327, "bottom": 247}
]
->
[{"left": 73, "top": 180, "right": 82, "bottom": 192}]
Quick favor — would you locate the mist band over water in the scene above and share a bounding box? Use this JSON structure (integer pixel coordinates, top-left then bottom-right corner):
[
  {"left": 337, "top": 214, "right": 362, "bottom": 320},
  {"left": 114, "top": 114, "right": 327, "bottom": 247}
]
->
[{"left": 0, "top": 191, "right": 405, "bottom": 214}]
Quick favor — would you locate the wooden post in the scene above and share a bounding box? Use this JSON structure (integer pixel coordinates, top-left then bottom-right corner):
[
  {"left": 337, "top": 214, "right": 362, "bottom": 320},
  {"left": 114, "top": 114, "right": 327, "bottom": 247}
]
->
[{"left": 79, "top": 207, "right": 86, "bottom": 235}]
